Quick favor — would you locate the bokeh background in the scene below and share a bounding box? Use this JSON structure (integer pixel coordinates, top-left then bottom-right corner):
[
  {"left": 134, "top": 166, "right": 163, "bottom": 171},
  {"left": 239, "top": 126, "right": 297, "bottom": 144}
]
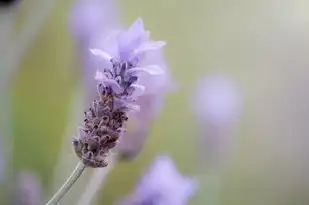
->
[{"left": 1, "top": 0, "right": 309, "bottom": 204}]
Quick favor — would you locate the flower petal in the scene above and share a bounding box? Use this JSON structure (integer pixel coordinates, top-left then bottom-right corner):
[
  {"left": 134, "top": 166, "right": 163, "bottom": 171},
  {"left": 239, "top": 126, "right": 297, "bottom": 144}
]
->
[
  {"left": 125, "top": 18, "right": 145, "bottom": 40},
  {"left": 113, "top": 99, "right": 139, "bottom": 112},
  {"left": 126, "top": 65, "right": 165, "bottom": 77},
  {"left": 133, "top": 41, "right": 166, "bottom": 57},
  {"left": 113, "top": 99, "right": 126, "bottom": 109},
  {"left": 100, "top": 30, "right": 121, "bottom": 58},
  {"left": 95, "top": 70, "right": 107, "bottom": 81},
  {"left": 103, "top": 79, "right": 123, "bottom": 94},
  {"left": 70, "top": 0, "right": 118, "bottom": 39},
  {"left": 140, "top": 31, "right": 150, "bottom": 42},
  {"left": 125, "top": 104, "right": 140, "bottom": 112},
  {"left": 117, "top": 18, "right": 145, "bottom": 51},
  {"left": 129, "top": 84, "right": 146, "bottom": 97},
  {"left": 90, "top": 48, "right": 112, "bottom": 61}
]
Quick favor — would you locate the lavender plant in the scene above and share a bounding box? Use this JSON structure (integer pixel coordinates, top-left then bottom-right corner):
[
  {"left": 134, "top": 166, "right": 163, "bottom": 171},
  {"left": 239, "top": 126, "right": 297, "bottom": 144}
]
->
[
  {"left": 70, "top": 0, "right": 176, "bottom": 162},
  {"left": 46, "top": 18, "right": 167, "bottom": 205},
  {"left": 191, "top": 74, "right": 242, "bottom": 168},
  {"left": 14, "top": 171, "right": 43, "bottom": 205},
  {"left": 120, "top": 155, "right": 197, "bottom": 205}
]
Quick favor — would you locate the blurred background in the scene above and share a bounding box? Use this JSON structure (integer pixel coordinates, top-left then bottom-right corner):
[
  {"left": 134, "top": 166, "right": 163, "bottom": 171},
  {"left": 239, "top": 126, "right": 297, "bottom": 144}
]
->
[{"left": 1, "top": 0, "right": 309, "bottom": 204}]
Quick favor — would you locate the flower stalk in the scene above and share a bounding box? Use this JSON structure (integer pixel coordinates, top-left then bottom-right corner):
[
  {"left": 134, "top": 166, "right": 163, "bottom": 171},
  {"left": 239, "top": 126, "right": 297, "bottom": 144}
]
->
[{"left": 46, "top": 162, "right": 86, "bottom": 205}]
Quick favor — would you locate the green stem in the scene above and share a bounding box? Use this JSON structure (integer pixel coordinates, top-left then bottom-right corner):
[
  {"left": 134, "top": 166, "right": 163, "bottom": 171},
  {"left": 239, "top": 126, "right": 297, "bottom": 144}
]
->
[{"left": 46, "top": 162, "right": 86, "bottom": 205}]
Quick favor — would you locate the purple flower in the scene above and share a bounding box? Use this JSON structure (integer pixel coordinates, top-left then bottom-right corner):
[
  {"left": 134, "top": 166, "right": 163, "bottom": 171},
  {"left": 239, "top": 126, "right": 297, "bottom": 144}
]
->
[
  {"left": 70, "top": 0, "right": 176, "bottom": 99},
  {"left": 70, "top": 0, "right": 176, "bottom": 109},
  {"left": 69, "top": 0, "right": 119, "bottom": 42},
  {"left": 192, "top": 74, "right": 242, "bottom": 127},
  {"left": 72, "top": 18, "right": 169, "bottom": 167},
  {"left": 89, "top": 19, "right": 177, "bottom": 160},
  {"left": 70, "top": 0, "right": 175, "bottom": 164},
  {"left": 91, "top": 18, "right": 176, "bottom": 160},
  {"left": 14, "top": 171, "right": 43, "bottom": 205},
  {"left": 121, "top": 155, "right": 197, "bottom": 205},
  {"left": 90, "top": 18, "right": 165, "bottom": 60},
  {"left": 90, "top": 18, "right": 167, "bottom": 96},
  {"left": 191, "top": 74, "right": 243, "bottom": 167}
]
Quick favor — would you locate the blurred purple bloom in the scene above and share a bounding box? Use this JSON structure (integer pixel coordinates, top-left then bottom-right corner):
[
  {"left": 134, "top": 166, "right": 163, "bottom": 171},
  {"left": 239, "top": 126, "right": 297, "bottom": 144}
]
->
[
  {"left": 14, "top": 171, "right": 43, "bottom": 205},
  {"left": 191, "top": 74, "right": 243, "bottom": 168},
  {"left": 192, "top": 74, "right": 242, "bottom": 128},
  {"left": 69, "top": 0, "right": 118, "bottom": 42},
  {"left": 69, "top": 0, "right": 120, "bottom": 105},
  {"left": 121, "top": 155, "right": 197, "bottom": 205}
]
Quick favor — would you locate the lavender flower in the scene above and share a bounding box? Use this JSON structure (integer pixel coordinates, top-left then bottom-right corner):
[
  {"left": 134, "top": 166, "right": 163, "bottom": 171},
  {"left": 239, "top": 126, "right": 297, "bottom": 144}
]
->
[
  {"left": 121, "top": 155, "right": 197, "bottom": 205},
  {"left": 192, "top": 75, "right": 242, "bottom": 127},
  {"left": 69, "top": 0, "right": 118, "bottom": 42},
  {"left": 13, "top": 172, "right": 43, "bottom": 205},
  {"left": 72, "top": 18, "right": 166, "bottom": 168},
  {"left": 191, "top": 74, "right": 243, "bottom": 167},
  {"left": 70, "top": 0, "right": 176, "bottom": 160}
]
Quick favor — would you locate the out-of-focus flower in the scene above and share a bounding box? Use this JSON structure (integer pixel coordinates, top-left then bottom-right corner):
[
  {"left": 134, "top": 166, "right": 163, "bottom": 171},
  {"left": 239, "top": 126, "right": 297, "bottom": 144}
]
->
[
  {"left": 69, "top": 0, "right": 120, "bottom": 106},
  {"left": 192, "top": 74, "right": 242, "bottom": 128},
  {"left": 13, "top": 171, "right": 43, "bottom": 205},
  {"left": 72, "top": 18, "right": 167, "bottom": 168},
  {"left": 69, "top": 0, "right": 118, "bottom": 42},
  {"left": 191, "top": 74, "right": 243, "bottom": 167},
  {"left": 121, "top": 155, "right": 197, "bottom": 205}
]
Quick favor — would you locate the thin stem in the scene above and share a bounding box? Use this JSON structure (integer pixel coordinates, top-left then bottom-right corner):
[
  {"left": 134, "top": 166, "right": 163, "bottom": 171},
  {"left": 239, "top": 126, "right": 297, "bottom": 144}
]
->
[
  {"left": 46, "top": 162, "right": 86, "bottom": 205},
  {"left": 76, "top": 154, "right": 116, "bottom": 205}
]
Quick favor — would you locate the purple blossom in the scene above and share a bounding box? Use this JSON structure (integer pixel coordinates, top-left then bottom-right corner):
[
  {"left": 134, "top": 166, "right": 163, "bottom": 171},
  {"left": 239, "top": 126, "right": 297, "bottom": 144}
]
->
[
  {"left": 14, "top": 172, "right": 43, "bottom": 205},
  {"left": 192, "top": 74, "right": 242, "bottom": 127},
  {"left": 90, "top": 20, "right": 177, "bottom": 160},
  {"left": 70, "top": 0, "right": 176, "bottom": 162},
  {"left": 72, "top": 17, "right": 169, "bottom": 167},
  {"left": 89, "top": 19, "right": 175, "bottom": 159},
  {"left": 69, "top": 0, "right": 119, "bottom": 42},
  {"left": 191, "top": 74, "right": 243, "bottom": 168},
  {"left": 70, "top": 0, "right": 176, "bottom": 98},
  {"left": 90, "top": 18, "right": 167, "bottom": 96},
  {"left": 121, "top": 155, "right": 197, "bottom": 205}
]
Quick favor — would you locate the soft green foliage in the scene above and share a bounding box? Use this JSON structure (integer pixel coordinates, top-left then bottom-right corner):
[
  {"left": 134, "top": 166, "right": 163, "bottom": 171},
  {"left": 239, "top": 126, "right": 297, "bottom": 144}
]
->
[
  {"left": 7, "top": 0, "right": 309, "bottom": 205},
  {"left": 10, "top": 0, "right": 77, "bottom": 201}
]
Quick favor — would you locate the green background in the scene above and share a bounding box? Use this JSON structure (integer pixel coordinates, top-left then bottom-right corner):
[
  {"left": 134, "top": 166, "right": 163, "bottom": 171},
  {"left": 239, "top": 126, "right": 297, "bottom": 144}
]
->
[{"left": 2, "top": 0, "right": 309, "bottom": 204}]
